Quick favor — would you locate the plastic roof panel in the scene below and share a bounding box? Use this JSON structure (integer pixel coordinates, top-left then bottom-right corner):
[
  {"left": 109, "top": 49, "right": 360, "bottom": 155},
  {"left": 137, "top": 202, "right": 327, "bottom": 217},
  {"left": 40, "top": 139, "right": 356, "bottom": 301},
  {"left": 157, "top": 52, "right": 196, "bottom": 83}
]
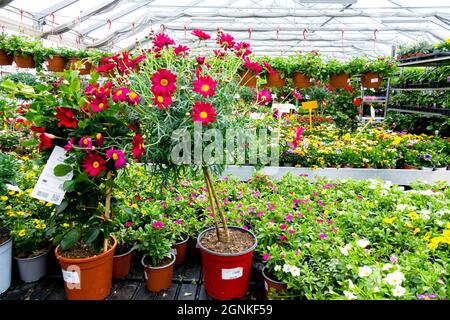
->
[{"left": 0, "top": 0, "right": 449, "bottom": 57}]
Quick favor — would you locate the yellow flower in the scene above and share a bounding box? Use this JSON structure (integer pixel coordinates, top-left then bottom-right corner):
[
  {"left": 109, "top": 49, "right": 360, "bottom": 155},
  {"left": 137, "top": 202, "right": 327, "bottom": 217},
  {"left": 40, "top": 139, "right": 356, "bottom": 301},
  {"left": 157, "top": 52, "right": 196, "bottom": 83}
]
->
[
  {"left": 7, "top": 211, "right": 15, "bottom": 217},
  {"left": 404, "top": 222, "right": 413, "bottom": 228},
  {"left": 392, "top": 137, "right": 402, "bottom": 146},
  {"left": 141, "top": 209, "right": 148, "bottom": 216},
  {"left": 17, "top": 211, "right": 25, "bottom": 216},
  {"left": 63, "top": 223, "right": 70, "bottom": 228},
  {"left": 45, "top": 202, "right": 53, "bottom": 207},
  {"left": 26, "top": 189, "right": 33, "bottom": 196},
  {"left": 131, "top": 203, "right": 138, "bottom": 209},
  {"left": 343, "top": 133, "right": 351, "bottom": 141},
  {"left": 41, "top": 223, "right": 46, "bottom": 229},
  {"left": 1, "top": 196, "right": 8, "bottom": 201},
  {"left": 324, "top": 209, "right": 329, "bottom": 215},
  {"left": 409, "top": 212, "right": 419, "bottom": 220},
  {"left": 383, "top": 217, "right": 397, "bottom": 224},
  {"left": 36, "top": 224, "right": 42, "bottom": 229},
  {"left": 18, "top": 229, "right": 26, "bottom": 237},
  {"left": 443, "top": 230, "right": 450, "bottom": 237},
  {"left": 39, "top": 200, "right": 46, "bottom": 204},
  {"left": 413, "top": 228, "right": 420, "bottom": 235},
  {"left": 8, "top": 191, "right": 15, "bottom": 195},
  {"left": 446, "top": 222, "right": 450, "bottom": 229},
  {"left": 5, "top": 205, "right": 12, "bottom": 210},
  {"left": 434, "top": 43, "right": 439, "bottom": 48},
  {"left": 423, "top": 232, "right": 431, "bottom": 241}
]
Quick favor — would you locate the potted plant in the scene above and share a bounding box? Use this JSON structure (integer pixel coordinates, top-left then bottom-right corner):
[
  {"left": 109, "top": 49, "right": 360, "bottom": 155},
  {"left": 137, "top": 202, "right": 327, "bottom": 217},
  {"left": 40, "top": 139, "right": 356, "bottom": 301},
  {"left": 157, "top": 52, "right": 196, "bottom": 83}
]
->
[
  {"left": 135, "top": 219, "right": 175, "bottom": 292},
  {"left": 69, "top": 50, "right": 92, "bottom": 75},
  {"left": 261, "top": 245, "right": 288, "bottom": 299},
  {"left": 169, "top": 217, "right": 189, "bottom": 266},
  {"left": 239, "top": 57, "right": 262, "bottom": 87},
  {"left": 44, "top": 47, "right": 77, "bottom": 72},
  {"left": 4, "top": 35, "right": 44, "bottom": 69},
  {"left": 263, "top": 56, "right": 288, "bottom": 88},
  {"left": 0, "top": 34, "right": 13, "bottom": 66},
  {"left": 289, "top": 51, "right": 325, "bottom": 88},
  {"left": 326, "top": 58, "right": 351, "bottom": 89},
  {"left": 111, "top": 220, "right": 136, "bottom": 279},
  {"left": 360, "top": 56, "right": 397, "bottom": 88}
]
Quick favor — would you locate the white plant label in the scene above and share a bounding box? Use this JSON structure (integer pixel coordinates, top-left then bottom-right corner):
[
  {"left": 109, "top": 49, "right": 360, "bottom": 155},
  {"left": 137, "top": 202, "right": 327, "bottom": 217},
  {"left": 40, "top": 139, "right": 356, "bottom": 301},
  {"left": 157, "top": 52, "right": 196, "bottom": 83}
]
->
[
  {"left": 221, "top": 267, "right": 243, "bottom": 280},
  {"left": 370, "top": 106, "right": 376, "bottom": 119},
  {"left": 31, "top": 146, "right": 73, "bottom": 205},
  {"left": 170, "top": 248, "right": 178, "bottom": 256},
  {"left": 272, "top": 103, "right": 295, "bottom": 114},
  {"left": 371, "top": 78, "right": 379, "bottom": 83},
  {"left": 264, "top": 281, "right": 269, "bottom": 291},
  {"left": 62, "top": 270, "right": 80, "bottom": 284}
]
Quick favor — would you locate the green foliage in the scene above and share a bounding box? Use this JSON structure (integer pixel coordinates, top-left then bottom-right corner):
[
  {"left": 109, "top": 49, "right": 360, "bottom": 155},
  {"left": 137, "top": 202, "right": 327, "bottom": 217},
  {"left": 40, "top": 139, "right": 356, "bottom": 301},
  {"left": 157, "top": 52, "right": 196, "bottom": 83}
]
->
[{"left": 0, "top": 153, "right": 18, "bottom": 195}]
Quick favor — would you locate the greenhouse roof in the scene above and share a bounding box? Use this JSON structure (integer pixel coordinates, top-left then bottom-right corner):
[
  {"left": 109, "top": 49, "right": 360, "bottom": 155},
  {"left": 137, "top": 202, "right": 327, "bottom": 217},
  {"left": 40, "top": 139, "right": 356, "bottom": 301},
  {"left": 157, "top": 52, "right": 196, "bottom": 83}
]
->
[{"left": 0, "top": 0, "right": 449, "bottom": 58}]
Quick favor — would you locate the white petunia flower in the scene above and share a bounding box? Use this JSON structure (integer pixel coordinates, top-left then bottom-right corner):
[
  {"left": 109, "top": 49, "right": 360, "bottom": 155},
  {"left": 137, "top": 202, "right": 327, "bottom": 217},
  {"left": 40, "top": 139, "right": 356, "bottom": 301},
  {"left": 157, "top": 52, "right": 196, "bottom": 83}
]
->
[
  {"left": 356, "top": 239, "right": 370, "bottom": 248},
  {"left": 384, "top": 270, "right": 405, "bottom": 286},
  {"left": 344, "top": 243, "right": 352, "bottom": 250},
  {"left": 392, "top": 286, "right": 406, "bottom": 297},
  {"left": 382, "top": 263, "right": 393, "bottom": 271},
  {"left": 340, "top": 247, "right": 349, "bottom": 256},
  {"left": 343, "top": 291, "right": 356, "bottom": 300},
  {"left": 436, "top": 220, "right": 444, "bottom": 226},
  {"left": 274, "top": 265, "right": 281, "bottom": 271},
  {"left": 348, "top": 279, "right": 355, "bottom": 289},
  {"left": 290, "top": 266, "right": 300, "bottom": 277},
  {"left": 358, "top": 266, "right": 372, "bottom": 278},
  {"left": 282, "top": 264, "right": 292, "bottom": 273}
]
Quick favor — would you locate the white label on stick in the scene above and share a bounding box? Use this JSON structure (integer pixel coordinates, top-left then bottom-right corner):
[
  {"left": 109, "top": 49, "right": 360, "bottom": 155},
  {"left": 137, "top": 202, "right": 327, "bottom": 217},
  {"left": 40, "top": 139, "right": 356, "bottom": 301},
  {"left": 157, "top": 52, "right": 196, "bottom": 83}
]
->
[
  {"left": 31, "top": 146, "right": 73, "bottom": 205},
  {"left": 222, "top": 267, "right": 243, "bottom": 280},
  {"left": 370, "top": 106, "right": 376, "bottom": 119},
  {"left": 62, "top": 270, "right": 80, "bottom": 284},
  {"left": 371, "top": 78, "right": 379, "bottom": 83}
]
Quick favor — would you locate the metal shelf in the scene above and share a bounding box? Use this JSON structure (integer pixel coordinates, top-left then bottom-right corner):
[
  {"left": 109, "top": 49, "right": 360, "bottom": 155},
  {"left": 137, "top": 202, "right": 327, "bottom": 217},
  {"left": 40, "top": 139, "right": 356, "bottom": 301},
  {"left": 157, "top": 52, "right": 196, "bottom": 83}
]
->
[
  {"left": 363, "top": 99, "right": 387, "bottom": 103},
  {"left": 387, "top": 108, "right": 446, "bottom": 117},
  {"left": 392, "top": 87, "right": 450, "bottom": 91},
  {"left": 398, "top": 55, "right": 450, "bottom": 67}
]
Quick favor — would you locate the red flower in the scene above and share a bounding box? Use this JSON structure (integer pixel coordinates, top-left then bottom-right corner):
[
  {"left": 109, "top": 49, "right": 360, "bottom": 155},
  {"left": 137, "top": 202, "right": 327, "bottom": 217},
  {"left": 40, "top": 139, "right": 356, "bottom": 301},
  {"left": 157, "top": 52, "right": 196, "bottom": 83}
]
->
[
  {"left": 95, "top": 133, "right": 104, "bottom": 147},
  {"left": 233, "top": 42, "right": 252, "bottom": 58},
  {"left": 344, "top": 85, "right": 353, "bottom": 92},
  {"left": 151, "top": 68, "right": 177, "bottom": 94},
  {"left": 38, "top": 132, "right": 54, "bottom": 151},
  {"left": 254, "top": 89, "right": 272, "bottom": 106},
  {"left": 213, "top": 49, "right": 226, "bottom": 58},
  {"left": 217, "top": 33, "right": 235, "bottom": 49},
  {"left": 243, "top": 58, "right": 262, "bottom": 75},
  {"left": 174, "top": 45, "right": 189, "bottom": 56},
  {"left": 191, "top": 29, "right": 211, "bottom": 40},
  {"left": 127, "top": 91, "right": 141, "bottom": 105},
  {"left": 196, "top": 56, "right": 205, "bottom": 65},
  {"left": 96, "top": 63, "right": 116, "bottom": 73},
  {"left": 262, "top": 61, "right": 275, "bottom": 75},
  {"left": 132, "top": 133, "right": 145, "bottom": 161},
  {"left": 55, "top": 107, "right": 77, "bottom": 128},
  {"left": 82, "top": 153, "right": 107, "bottom": 177},
  {"left": 191, "top": 101, "right": 217, "bottom": 125},
  {"left": 30, "top": 126, "right": 46, "bottom": 133},
  {"left": 153, "top": 33, "right": 175, "bottom": 48},
  {"left": 112, "top": 87, "right": 130, "bottom": 103},
  {"left": 90, "top": 99, "right": 110, "bottom": 113},
  {"left": 193, "top": 75, "right": 216, "bottom": 98},
  {"left": 151, "top": 89, "right": 173, "bottom": 109},
  {"left": 353, "top": 98, "right": 362, "bottom": 107}
]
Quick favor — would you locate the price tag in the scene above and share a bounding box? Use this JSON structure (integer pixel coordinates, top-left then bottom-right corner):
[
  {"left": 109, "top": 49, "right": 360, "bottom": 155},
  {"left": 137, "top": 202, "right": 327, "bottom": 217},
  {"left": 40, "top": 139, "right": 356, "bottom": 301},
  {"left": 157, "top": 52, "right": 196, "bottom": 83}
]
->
[
  {"left": 221, "top": 267, "right": 243, "bottom": 280},
  {"left": 370, "top": 106, "right": 376, "bottom": 119},
  {"left": 31, "top": 146, "right": 73, "bottom": 205},
  {"left": 301, "top": 101, "right": 318, "bottom": 110},
  {"left": 371, "top": 78, "right": 379, "bottom": 83},
  {"left": 62, "top": 269, "right": 80, "bottom": 284}
]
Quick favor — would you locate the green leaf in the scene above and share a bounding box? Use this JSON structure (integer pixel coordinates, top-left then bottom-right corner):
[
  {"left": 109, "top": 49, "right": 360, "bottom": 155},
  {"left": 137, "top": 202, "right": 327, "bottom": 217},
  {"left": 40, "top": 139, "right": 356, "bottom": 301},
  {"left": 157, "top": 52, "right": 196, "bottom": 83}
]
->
[
  {"left": 21, "top": 139, "right": 37, "bottom": 147},
  {"left": 83, "top": 228, "right": 101, "bottom": 247},
  {"left": 63, "top": 180, "right": 76, "bottom": 192},
  {"left": 75, "top": 172, "right": 89, "bottom": 183},
  {"left": 54, "top": 164, "right": 72, "bottom": 177},
  {"left": 60, "top": 229, "right": 80, "bottom": 251},
  {"left": 78, "top": 120, "right": 88, "bottom": 129},
  {"left": 56, "top": 200, "right": 69, "bottom": 213}
]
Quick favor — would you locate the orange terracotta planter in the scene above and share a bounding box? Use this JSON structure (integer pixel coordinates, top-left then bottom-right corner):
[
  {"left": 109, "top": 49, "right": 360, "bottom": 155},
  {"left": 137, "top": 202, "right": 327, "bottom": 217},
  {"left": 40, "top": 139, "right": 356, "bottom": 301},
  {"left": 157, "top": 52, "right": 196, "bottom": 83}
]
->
[
  {"left": 70, "top": 58, "right": 92, "bottom": 75},
  {"left": 329, "top": 73, "right": 349, "bottom": 89},
  {"left": 142, "top": 253, "right": 175, "bottom": 292},
  {"left": 239, "top": 70, "right": 257, "bottom": 87},
  {"left": 112, "top": 246, "right": 133, "bottom": 279},
  {"left": 55, "top": 236, "right": 116, "bottom": 300},
  {"left": 402, "top": 164, "right": 419, "bottom": 170},
  {"left": 361, "top": 72, "right": 381, "bottom": 88},
  {"left": 262, "top": 267, "right": 287, "bottom": 299},
  {"left": 0, "top": 50, "right": 13, "bottom": 66},
  {"left": 266, "top": 71, "right": 286, "bottom": 88},
  {"left": 47, "top": 55, "right": 68, "bottom": 72},
  {"left": 14, "top": 55, "right": 35, "bottom": 68},
  {"left": 171, "top": 233, "right": 188, "bottom": 266},
  {"left": 293, "top": 72, "right": 311, "bottom": 88}
]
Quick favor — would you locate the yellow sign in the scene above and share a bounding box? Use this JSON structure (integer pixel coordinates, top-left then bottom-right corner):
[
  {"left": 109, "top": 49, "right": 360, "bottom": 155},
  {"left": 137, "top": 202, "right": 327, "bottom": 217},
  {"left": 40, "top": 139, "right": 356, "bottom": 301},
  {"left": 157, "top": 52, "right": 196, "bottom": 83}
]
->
[{"left": 301, "top": 100, "right": 318, "bottom": 110}]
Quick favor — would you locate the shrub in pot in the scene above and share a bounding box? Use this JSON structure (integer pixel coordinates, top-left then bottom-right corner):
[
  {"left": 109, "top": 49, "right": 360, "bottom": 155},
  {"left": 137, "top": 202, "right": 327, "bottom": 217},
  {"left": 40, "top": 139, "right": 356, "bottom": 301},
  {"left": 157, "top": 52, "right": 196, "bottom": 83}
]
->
[
  {"left": 3, "top": 35, "right": 44, "bottom": 69},
  {"left": 168, "top": 217, "right": 189, "bottom": 266},
  {"left": 288, "top": 51, "right": 326, "bottom": 88},
  {"left": 0, "top": 34, "right": 13, "bottom": 65},
  {"left": 111, "top": 221, "right": 136, "bottom": 279},
  {"left": 326, "top": 58, "right": 351, "bottom": 89},
  {"left": 359, "top": 56, "right": 398, "bottom": 88},
  {"left": 69, "top": 49, "right": 92, "bottom": 75},
  {"left": 261, "top": 56, "right": 288, "bottom": 88},
  {"left": 44, "top": 47, "right": 77, "bottom": 72}
]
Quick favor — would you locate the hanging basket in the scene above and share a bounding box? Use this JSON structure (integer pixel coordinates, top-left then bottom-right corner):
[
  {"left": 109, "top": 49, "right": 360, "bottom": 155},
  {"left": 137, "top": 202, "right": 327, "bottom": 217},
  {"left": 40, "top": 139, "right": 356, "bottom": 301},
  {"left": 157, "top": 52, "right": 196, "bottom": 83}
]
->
[
  {"left": 293, "top": 72, "right": 312, "bottom": 88},
  {"left": 14, "top": 55, "right": 35, "bottom": 68},
  {"left": 47, "top": 55, "right": 68, "bottom": 72},
  {"left": 361, "top": 72, "right": 381, "bottom": 88},
  {"left": 0, "top": 50, "right": 13, "bottom": 66},
  {"left": 266, "top": 71, "right": 286, "bottom": 88},
  {"left": 329, "top": 73, "right": 349, "bottom": 89},
  {"left": 70, "top": 58, "right": 92, "bottom": 75},
  {"left": 239, "top": 70, "right": 257, "bottom": 87}
]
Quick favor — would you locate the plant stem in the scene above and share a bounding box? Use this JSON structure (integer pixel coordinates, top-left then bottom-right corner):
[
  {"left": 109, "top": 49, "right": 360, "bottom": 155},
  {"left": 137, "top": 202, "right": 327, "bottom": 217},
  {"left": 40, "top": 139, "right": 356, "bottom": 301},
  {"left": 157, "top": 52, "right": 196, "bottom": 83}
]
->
[
  {"left": 203, "top": 166, "right": 229, "bottom": 242},
  {"left": 104, "top": 170, "right": 113, "bottom": 253},
  {"left": 202, "top": 166, "right": 222, "bottom": 242}
]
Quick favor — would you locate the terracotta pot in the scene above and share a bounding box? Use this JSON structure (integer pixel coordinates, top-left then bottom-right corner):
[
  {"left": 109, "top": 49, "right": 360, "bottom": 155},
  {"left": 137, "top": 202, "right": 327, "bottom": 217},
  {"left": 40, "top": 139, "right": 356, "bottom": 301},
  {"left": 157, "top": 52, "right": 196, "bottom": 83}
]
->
[
  {"left": 262, "top": 266, "right": 287, "bottom": 299},
  {"left": 113, "top": 245, "right": 134, "bottom": 279},
  {"left": 239, "top": 70, "right": 257, "bottom": 87},
  {"left": 69, "top": 58, "right": 92, "bottom": 75},
  {"left": 14, "top": 55, "right": 35, "bottom": 68},
  {"left": 266, "top": 71, "right": 286, "bottom": 88},
  {"left": 293, "top": 72, "right": 311, "bottom": 88},
  {"left": 171, "top": 233, "right": 189, "bottom": 266},
  {"left": 55, "top": 236, "right": 116, "bottom": 300},
  {"left": 141, "top": 253, "right": 175, "bottom": 292},
  {"left": 402, "top": 164, "right": 419, "bottom": 170},
  {"left": 0, "top": 50, "right": 13, "bottom": 66},
  {"left": 47, "top": 55, "right": 68, "bottom": 72},
  {"left": 329, "top": 73, "right": 349, "bottom": 88},
  {"left": 361, "top": 72, "right": 381, "bottom": 88}
]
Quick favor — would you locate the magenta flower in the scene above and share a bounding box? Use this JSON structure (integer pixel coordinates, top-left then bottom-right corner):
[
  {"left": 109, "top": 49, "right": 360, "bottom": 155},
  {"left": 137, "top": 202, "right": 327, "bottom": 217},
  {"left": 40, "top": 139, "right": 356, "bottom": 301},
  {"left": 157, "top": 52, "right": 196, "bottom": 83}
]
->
[
  {"left": 152, "top": 221, "right": 164, "bottom": 229},
  {"left": 317, "top": 200, "right": 325, "bottom": 206},
  {"left": 307, "top": 207, "right": 313, "bottom": 211},
  {"left": 235, "top": 218, "right": 242, "bottom": 223},
  {"left": 78, "top": 136, "right": 93, "bottom": 149},
  {"left": 106, "top": 148, "right": 126, "bottom": 169},
  {"left": 175, "top": 219, "right": 183, "bottom": 225},
  {"left": 242, "top": 225, "right": 249, "bottom": 230},
  {"left": 285, "top": 215, "right": 293, "bottom": 222},
  {"left": 319, "top": 233, "right": 327, "bottom": 239},
  {"left": 223, "top": 197, "right": 228, "bottom": 206},
  {"left": 253, "top": 89, "right": 272, "bottom": 106},
  {"left": 176, "top": 196, "right": 183, "bottom": 201},
  {"left": 390, "top": 255, "right": 398, "bottom": 263},
  {"left": 268, "top": 204, "right": 275, "bottom": 211},
  {"left": 262, "top": 253, "right": 270, "bottom": 261},
  {"left": 280, "top": 224, "right": 287, "bottom": 230},
  {"left": 112, "top": 87, "right": 130, "bottom": 103},
  {"left": 297, "top": 213, "right": 304, "bottom": 218},
  {"left": 124, "top": 221, "right": 133, "bottom": 228},
  {"left": 288, "top": 229, "right": 295, "bottom": 235},
  {"left": 64, "top": 138, "right": 75, "bottom": 151},
  {"left": 257, "top": 211, "right": 264, "bottom": 218},
  {"left": 279, "top": 235, "right": 287, "bottom": 242}
]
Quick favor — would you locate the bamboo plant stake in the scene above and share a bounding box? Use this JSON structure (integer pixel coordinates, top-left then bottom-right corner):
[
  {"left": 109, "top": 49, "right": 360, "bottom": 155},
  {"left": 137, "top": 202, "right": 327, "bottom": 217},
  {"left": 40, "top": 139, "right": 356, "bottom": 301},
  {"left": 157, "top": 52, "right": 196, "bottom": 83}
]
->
[
  {"left": 202, "top": 166, "right": 222, "bottom": 242},
  {"left": 103, "top": 171, "right": 113, "bottom": 253}
]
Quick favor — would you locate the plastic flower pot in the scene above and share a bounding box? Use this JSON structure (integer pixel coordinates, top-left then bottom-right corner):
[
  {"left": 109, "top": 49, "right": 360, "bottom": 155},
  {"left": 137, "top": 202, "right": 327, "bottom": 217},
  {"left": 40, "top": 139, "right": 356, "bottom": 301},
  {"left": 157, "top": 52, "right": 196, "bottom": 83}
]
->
[
  {"left": 329, "top": 73, "right": 349, "bottom": 88},
  {"left": 69, "top": 58, "right": 92, "bottom": 75},
  {"left": 239, "top": 70, "right": 257, "bottom": 87},
  {"left": 262, "top": 266, "right": 287, "bottom": 299},
  {"left": 54, "top": 236, "right": 117, "bottom": 300},
  {"left": 197, "top": 226, "right": 257, "bottom": 300},
  {"left": 361, "top": 72, "right": 381, "bottom": 88},
  {"left": 13, "top": 55, "right": 35, "bottom": 68},
  {"left": 0, "top": 229, "right": 12, "bottom": 294},
  {"left": 47, "top": 55, "right": 68, "bottom": 72},
  {"left": 187, "top": 235, "right": 201, "bottom": 260},
  {"left": 171, "top": 233, "right": 189, "bottom": 266},
  {"left": 0, "top": 49, "right": 13, "bottom": 65},
  {"left": 113, "top": 245, "right": 134, "bottom": 279},
  {"left": 141, "top": 253, "right": 175, "bottom": 292},
  {"left": 250, "top": 253, "right": 265, "bottom": 283},
  {"left": 402, "top": 164, "right": 419, "bottom": 170},
  {"left": 293, "top": 72, "right": 312, "bottom": 88},
  {"left": 14, "top": 248, "right": 50, "bottom": 283},
  {"left": 266, "top": 71, "right": 286, "bottom": 87}
]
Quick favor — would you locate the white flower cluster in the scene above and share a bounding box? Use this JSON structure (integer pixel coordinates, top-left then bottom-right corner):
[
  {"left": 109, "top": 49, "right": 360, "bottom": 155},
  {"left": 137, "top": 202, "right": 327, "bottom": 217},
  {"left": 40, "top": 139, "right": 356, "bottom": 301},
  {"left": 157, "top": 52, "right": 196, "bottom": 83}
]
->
[
  {"left": 282, "top": 264, "right": 300, "bottom": 277},
  {"left": 395, "top": 203, "right": 416, "bottom": 212},
  {"left": 339, "top": 243, "right": 352, "bottom": 256},
  {"left": 356, "top": 239, "right": 370, "bottom": 248},
  {"left": 384, "top": 270, "right": 406, "bottom": 297}
]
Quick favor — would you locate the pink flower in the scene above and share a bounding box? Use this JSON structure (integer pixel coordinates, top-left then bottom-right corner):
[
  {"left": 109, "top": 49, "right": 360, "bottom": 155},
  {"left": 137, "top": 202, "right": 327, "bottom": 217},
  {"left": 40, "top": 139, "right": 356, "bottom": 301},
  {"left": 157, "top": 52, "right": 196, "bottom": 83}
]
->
[
  {"left": 288, "top": 229, "right": 295, "bottom": 235},
  {"left": 243, "top": 58, "right": 262, "bottom": 75},
  {"left": 152, "top": 33, "right": 175, "bottom": 48},
  {"left": 217, "top": 33, "right": 235, "bottom": 49},
  {"left": 175, "top": 219, "right": 183, "bottom": 225},
  {"left": 280, "top": 224, "right": 287, "bottom": 230},
  {"left": 293, "top": 90, "right": 303, "bottom": 100},
  {"left": 64, "top": 138, "right": 75, "bottom": 151},
  {"left": 124, "top": 221, "right": 133, "bottom": 228},
  {"left": 253, "top": 89, "right": 272, "bottom": 106},
  {"left": 176, "top": 196, "right": 183, "bottom": 201},
  {"left": 263, "top": 253, "right": 270, "bottom": 261},
  {"left": 152, "top": 221, "right": 164, "bottom": 229},
  {"left": 191, "top": 29, "right": 211, "bottom": 40},
  {"left": 242, "top": 225, "right": 249, "bottom": 230},
  {"left": 196, "top": 56, "right": 205, "bottom": 65},
  {"left": 233, "top": 42, "right": 252, "bottom": 57},
  {"left": 78, "top": 136, "right": 93, "bottom": 149},
  {"left": 112, "top": 87, "right": 130, "bottom": 103},
  {"left": 279, "top": 235, "right": 287, "bottom": 242},
  {"left": 319, "top": 233, "right": 327, "bottom": 239},
  {"left": 174, "top": 45, "right": 189, "bottom": 56},
  {"left": 390, "top": 255, "right": 398, "bottom": 263},
  {"left": 257, "top": 211, "right": 264, "bottom": 217},
  {"left": 285, "top": 214, "right": 293, "bottom": 222},
  {"left": 106, "top": 148, "right": 126, "bottom": 169},
  {"left": 262, "top": 61, "right": 275, "bottom": 75}
]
